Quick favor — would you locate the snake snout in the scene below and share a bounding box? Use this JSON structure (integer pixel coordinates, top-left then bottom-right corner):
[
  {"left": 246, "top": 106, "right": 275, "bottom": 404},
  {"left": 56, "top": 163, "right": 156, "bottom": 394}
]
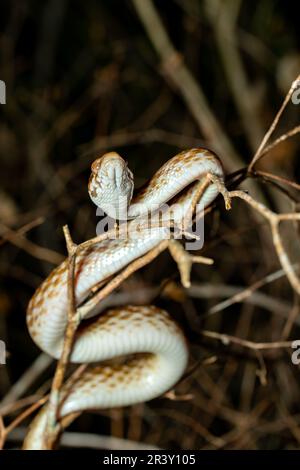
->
[
  {"left": 89, "top": 152, "right": 134, "bottom": 219},
  {"left": 91, "top": 151, "right": 123, "bottom": 172},
  {"left": 106, "top": 160, "right": 124, "bottom": 188}
]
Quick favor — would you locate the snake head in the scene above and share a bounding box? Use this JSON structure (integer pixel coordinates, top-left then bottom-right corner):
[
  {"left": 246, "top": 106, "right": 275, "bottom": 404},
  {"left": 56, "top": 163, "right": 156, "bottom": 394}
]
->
[{"left": 88, "top": 152, "right": 134, "bottom": 220}]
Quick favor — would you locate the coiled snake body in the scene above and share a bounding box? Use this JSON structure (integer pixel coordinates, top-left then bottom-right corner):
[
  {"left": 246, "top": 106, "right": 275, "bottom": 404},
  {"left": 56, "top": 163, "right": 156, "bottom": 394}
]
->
[{"left": 24, "top": 149, "right": 224, "bottom": 449}]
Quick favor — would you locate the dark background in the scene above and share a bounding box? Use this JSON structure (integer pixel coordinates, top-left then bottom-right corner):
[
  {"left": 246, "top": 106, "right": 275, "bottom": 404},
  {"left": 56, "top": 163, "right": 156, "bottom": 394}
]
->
[{"left": 1, "top": 0, "right": 300, "bottom": 450}]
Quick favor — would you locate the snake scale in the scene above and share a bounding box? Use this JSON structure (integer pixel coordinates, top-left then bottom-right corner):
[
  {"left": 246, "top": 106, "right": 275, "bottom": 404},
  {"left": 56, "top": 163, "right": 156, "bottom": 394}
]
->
[{"left": 23, "top": 148, "right": 224, "bottom": 449}]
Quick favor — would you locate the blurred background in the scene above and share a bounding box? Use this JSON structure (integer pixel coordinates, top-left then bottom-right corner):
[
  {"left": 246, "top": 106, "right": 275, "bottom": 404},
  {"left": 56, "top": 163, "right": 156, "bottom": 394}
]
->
[{"left": 1, "top": 0, "right": 300, "bottom": 450}]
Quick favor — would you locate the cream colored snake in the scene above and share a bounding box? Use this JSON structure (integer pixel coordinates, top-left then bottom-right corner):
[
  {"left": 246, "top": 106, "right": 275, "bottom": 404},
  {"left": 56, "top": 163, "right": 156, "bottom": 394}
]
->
[{"left": 23, "top": 148, "right": 224, "bottom": 449}]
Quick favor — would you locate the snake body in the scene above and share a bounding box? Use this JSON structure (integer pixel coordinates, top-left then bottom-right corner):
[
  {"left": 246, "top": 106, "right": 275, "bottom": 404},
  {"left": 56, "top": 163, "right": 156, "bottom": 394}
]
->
[{"left": 23, "top": 148, "right": 224, "bottom": 449}]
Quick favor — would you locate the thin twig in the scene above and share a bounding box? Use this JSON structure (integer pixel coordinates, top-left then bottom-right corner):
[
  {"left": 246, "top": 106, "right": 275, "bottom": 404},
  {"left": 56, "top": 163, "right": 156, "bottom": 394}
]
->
[
  {"left": 248, "top": 74, "right": 300, "bottom": 170},
  {"left": 0, "top": 216, "right": 45, "bottom": 248},
  {"left": 257, "top": 124, "right": 300, "bottom": 162},
  {"left": 206, "top": 0, "right": 263, "bottom": 151},
  {"left": 229, "top": 190, "right": 300, "bottom": 295},
  {"left": 0, "top": 221, "right": 64, "bottom": 265},
  {"left": 0, "top": 353, "right": 52, "bottom": 408},
  {"left": 78, "top": 240, "right": 169, "bottom": 318},
  {"left": 201, "top": 329, "right": 292, "bottom": 351},
  {"left": 44, "top": 225, "right": 79, "bottom": 449},
  {"left": 252, "top": 170, "right": 300, "bottom": 192}
]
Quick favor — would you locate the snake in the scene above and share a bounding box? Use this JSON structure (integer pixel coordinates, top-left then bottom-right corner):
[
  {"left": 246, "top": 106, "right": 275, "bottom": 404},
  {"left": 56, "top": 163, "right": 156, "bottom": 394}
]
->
[{"left": 23, "top": 148, "right": 224, "bottom": 449}]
